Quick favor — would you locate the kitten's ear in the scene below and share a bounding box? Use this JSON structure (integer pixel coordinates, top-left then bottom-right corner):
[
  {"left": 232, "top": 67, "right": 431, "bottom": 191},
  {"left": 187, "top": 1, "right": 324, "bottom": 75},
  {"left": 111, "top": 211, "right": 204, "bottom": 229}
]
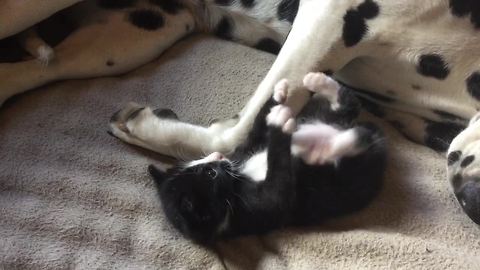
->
[{"left": 148, "top": 164, "right": 168, "bottom": 185}]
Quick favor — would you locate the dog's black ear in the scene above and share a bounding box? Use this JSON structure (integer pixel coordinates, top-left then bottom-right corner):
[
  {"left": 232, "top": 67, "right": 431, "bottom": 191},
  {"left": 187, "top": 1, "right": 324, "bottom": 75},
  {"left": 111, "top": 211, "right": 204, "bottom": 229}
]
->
[{"left": 148, "top": 164, "right": 168, "bottom": 185}]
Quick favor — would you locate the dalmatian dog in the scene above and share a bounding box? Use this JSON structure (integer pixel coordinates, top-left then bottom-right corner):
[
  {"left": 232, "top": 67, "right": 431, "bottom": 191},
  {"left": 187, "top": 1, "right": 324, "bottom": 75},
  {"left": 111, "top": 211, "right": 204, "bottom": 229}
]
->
[{"left": 1, "top": 0, "right": 480, "bottom": 224}]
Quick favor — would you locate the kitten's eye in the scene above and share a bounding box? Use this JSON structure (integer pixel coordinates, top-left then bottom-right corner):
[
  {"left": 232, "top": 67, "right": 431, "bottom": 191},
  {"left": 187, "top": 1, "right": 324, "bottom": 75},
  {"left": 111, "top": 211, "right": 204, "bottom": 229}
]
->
[{"left": 205, "top": 167, "right": 217, "bottom": 179}]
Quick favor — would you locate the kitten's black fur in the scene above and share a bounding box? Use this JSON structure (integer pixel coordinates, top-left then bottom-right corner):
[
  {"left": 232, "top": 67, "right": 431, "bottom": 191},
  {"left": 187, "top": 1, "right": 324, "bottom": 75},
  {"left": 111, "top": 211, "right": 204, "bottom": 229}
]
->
[{"left": 149, "top": 86, "right": 387, "bottom": 244}]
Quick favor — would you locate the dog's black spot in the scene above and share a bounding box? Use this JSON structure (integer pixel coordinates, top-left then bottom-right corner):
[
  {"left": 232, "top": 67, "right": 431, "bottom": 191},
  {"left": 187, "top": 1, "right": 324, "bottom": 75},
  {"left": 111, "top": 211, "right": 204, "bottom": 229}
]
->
[
  {"left": 448, "top": 150, "right": 462, "bottom": 166},
  {"left": 452, "top": 173, "right": 463, "bottom": 190},
  {"left": 450, "top": 0, "right": 471, "bottom": 17},
  {"left": 97, "top": 0, "right": 136, "bottom": 9},
  {"left": 106, "top": 60, "right": 115, "bottom": 66},
  {"left": 411, "top": 84, "right": 422, "bottom": 90},
  {"left": 215, "top": 17, "right": 233, "bottom": 40},
  {"left": 278, "top": 0, "right": 299, "bottom": 23},
  {"left": 385, "top": 90, "right": 396, "bottom": 96},
  {"left": 127, "top": 107, "right": 145, "bottom": 121},
  {"left": 467, "top": 72, "right": 480, "bottom": 100},
  {"left": 343, "top": 10, "right": 367, "bottom": 47},
  {"left": 215, "top": 0, "right": 233, "bottom": 5},
  {"left": 417, "top": 54, "right": 450, "bottom": 80},
  {"left": 359, "top": 98, "right": 385, "bottom": 118},
  {"left": 449, "top": 0, "right": 480, "bottom": 28},
  {"left": 153, "top": 108, "right": 179, "bottom": 120},
  {"left": 128, "top": 9, "right": 165, "bottom": 30},
  {"left": 389, "top": 120, "right": 405, "bottom": 130},
  {"left": 461, "top": 155, "right": 475, "bottom": 168},
  {"left": 353, "top": 88, "right": 395, "bottom": 103},
  {"left": 342, "top": 0, "right": 380, "bottom": 47},
  {"left": 149, "top": 0, "right": 184, "bottom": 14},
  {"left": 424, "top": 121, "right": 465, "bottom": 152},
  {"left": 322, "top": 70, "right": 334, "bottom": 76},
  {"left": 110, "top": 110, "right": 122, "bottom": 123},
  {"left": 357, "top": 0, "right": 380, "bottom": 19},
  {"left": 106, "top": 130, "right": 117, "bottom": 138},
  {"left": 434, "top": 110, "right": 465, "bottom": 122},
  {"left": 240, "top": 0, "right": 255, "bottom": 8},
  {"left": 254, "top": 38, "right": 281, "bottom": 54}
]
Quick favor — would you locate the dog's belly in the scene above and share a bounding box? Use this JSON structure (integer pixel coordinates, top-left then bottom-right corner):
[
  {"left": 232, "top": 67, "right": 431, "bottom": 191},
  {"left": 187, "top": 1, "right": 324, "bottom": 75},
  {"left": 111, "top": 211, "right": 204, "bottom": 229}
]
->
[{"left": 337, "top": 56, "right": 478, "bottom": 121}]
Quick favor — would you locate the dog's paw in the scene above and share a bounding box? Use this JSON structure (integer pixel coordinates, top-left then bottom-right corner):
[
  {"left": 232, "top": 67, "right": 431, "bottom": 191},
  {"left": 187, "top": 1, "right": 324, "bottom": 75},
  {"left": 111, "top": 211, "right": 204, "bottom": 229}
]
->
[
  {"left": 273, "top": 79, "right": 289, "bottom": 104},
  {"left": 109, "top": 102, "right": 180, "bottom": 149},
  {"left": 303, "top": 72, "right": 341, "bottom": 110},
  {"left": 448, "top": 119, "right": 480, "bottom": 224},
  {"left": 37, "top": 45, "right": 55, "bottom": 66},
  {"left": 266, "top": 105, "right": 296, "bottom": 133}
]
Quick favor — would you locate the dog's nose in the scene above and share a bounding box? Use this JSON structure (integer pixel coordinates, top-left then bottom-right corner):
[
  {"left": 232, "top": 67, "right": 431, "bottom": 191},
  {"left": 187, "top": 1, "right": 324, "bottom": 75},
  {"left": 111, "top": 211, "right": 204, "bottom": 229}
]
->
[{"left": 455, "top": 179, "right": 480, "bottom": 225}]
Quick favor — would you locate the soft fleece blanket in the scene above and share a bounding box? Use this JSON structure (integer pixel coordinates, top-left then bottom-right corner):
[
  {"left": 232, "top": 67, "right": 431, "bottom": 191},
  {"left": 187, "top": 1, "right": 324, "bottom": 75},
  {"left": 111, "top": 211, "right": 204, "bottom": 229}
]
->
[{"left": 1, "top": 31, "right": 480, "bottom": 270}]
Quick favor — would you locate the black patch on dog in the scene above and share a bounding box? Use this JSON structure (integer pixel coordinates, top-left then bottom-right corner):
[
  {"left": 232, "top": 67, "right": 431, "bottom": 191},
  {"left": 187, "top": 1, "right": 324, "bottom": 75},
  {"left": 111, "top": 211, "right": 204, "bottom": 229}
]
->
[
  {"left": 357, "top": 0, "right": 380, "bottom": 19},
  {"left": 215, "top": 17, "right": 233, "bottom": 40},
  {"left": 106, "top": 60, "right": 115, "bottom": 66},
  {"left": 153, "top": 108, "right": 179, "bottom": 120},
  {"left": 359, "top": 98, "right": 385, "bottom": 118},
  {"left": 452, "top": 173, "right": 463, "bottom": 190},
  {"left": 342, "top": 0, "right": 379, "bottom": 47},
  {"left": 467, "top": 72, "right": 480, "bottom": 100},
  {"left": 417, "top": 54, "right": 450, "bottom": 80},
  {"left": 240, "top": 0, "right": 255, "bottom": 8},
  {"left": 448, "top": 150, "right": 462, "bottom": 165},
  {"left": 97, "top": 0, "right": 136, "bottom": 9},
  {"left": 322, "top": 70, "right": 334, "bottom": 76},
  {"left": 433, "top": 110, "right": 465, "bottom": 122},
  {"left": 389, "top": 120, "right": 405, "bottom": 130},
  {"left": 278, "top": 0, "right": 299, "bottom": 23},
  {"left": 127, "top": 107, "right": 145, "bottom": 121},
  {"left": 411, "top": 84, "right": 422, "bottom": 90},
  {"left": 449, "top": 0, "right": 480, "bottom": 28},
  {"left": 461, "top": 155, "right": 475, "bottom": 168},
  {"left": 254, "top": 38, "right": 281, "bottom": 54},
  {"left": 215, "top": 0, "right": 233, "bottom": 5},
  {"left": 450, "top": 0, "right": 471, "bottom": 17},
  {"left": 353, "top": 88, "right": 394, "bottom": 103},
  {"left": 424, "top": 121, "right": 465, "bottom": 152},
  {"left": 129, "top": 9, "right": 165, "bottom": 30},
  {"left": 343, "top": 10, "right": 367, "bottom": 47},
  {"left": 149, "top": 0, "right": 184, "bottom": 14}
]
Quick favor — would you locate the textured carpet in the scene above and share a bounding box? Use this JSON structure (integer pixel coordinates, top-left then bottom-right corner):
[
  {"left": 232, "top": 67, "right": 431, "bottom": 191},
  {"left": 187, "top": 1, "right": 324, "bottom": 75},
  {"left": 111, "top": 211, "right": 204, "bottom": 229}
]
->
[{"left": 1, "top": 35, "right": 479, "bottom": 270}]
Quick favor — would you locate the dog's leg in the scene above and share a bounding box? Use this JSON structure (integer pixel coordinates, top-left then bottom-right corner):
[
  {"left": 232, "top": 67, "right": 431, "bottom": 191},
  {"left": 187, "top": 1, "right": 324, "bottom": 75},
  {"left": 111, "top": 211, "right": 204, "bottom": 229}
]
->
[
  {"left": 0, "top": 4, "right": 195, "bottom": 105},
  {"left": 110, "top": 0, "right": 367, "bottom": 159},
  {"left": 447, "top": 114, "right": 480, "bottom": 224}
]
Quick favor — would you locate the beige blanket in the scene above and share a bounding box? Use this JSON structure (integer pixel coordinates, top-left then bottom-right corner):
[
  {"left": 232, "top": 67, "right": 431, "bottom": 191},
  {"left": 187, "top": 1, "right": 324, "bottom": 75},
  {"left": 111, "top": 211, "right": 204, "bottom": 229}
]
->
[{"left": 1, "top": 35, "right": 479, "bottom": 270}]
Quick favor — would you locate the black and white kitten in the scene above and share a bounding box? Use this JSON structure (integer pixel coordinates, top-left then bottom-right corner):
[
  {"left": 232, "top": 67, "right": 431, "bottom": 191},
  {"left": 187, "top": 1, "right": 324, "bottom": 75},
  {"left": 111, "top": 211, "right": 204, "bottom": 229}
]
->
[{"left": 149, "top": 72, "right": 387, "bottom": 244}]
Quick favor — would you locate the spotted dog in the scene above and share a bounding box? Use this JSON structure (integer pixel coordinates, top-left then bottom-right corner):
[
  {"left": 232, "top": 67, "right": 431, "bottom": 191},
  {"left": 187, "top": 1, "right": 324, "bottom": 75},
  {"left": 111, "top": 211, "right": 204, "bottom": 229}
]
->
[{"left": 1, "top": 0, "right": 480, "bottom": 224}]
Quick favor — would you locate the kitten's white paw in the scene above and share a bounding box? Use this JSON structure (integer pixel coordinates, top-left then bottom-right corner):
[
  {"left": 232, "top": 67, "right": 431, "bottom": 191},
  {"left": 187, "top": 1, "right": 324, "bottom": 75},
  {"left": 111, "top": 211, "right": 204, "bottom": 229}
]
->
[
  {"left": 282, "top": 118, "right": 297, "bottom": 134},
  {"left": 303, "top": 72, "right": 341, "bottom": 110},
  {"left": 273, "top": 79, "right": 289, "bottom": 104},
  {"left": 303, "top": 72, "right": 329, "bottom": 91},
  {"left": 267, "top": 105, "right": 293, "bottom": 129}
]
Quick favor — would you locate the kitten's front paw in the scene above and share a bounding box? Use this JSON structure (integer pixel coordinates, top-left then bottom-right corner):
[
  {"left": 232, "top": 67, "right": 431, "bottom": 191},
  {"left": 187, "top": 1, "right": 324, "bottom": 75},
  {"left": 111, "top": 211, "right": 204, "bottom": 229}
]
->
[
  {"left": 303, "top": 72, "right": 340, "bottom": 110},
  {"left": 267, "top": 105, "right": 296, "bottom": 134},
  {"left": 273, "top": 79, "right": 289, "bottom": 104}
]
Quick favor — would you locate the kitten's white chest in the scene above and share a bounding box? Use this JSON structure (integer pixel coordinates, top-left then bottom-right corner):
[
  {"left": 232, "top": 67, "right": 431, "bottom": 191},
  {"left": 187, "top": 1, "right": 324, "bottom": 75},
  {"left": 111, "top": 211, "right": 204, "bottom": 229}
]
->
[{"left": 240, "top": 151, "right": 267, "bottom": 182}]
